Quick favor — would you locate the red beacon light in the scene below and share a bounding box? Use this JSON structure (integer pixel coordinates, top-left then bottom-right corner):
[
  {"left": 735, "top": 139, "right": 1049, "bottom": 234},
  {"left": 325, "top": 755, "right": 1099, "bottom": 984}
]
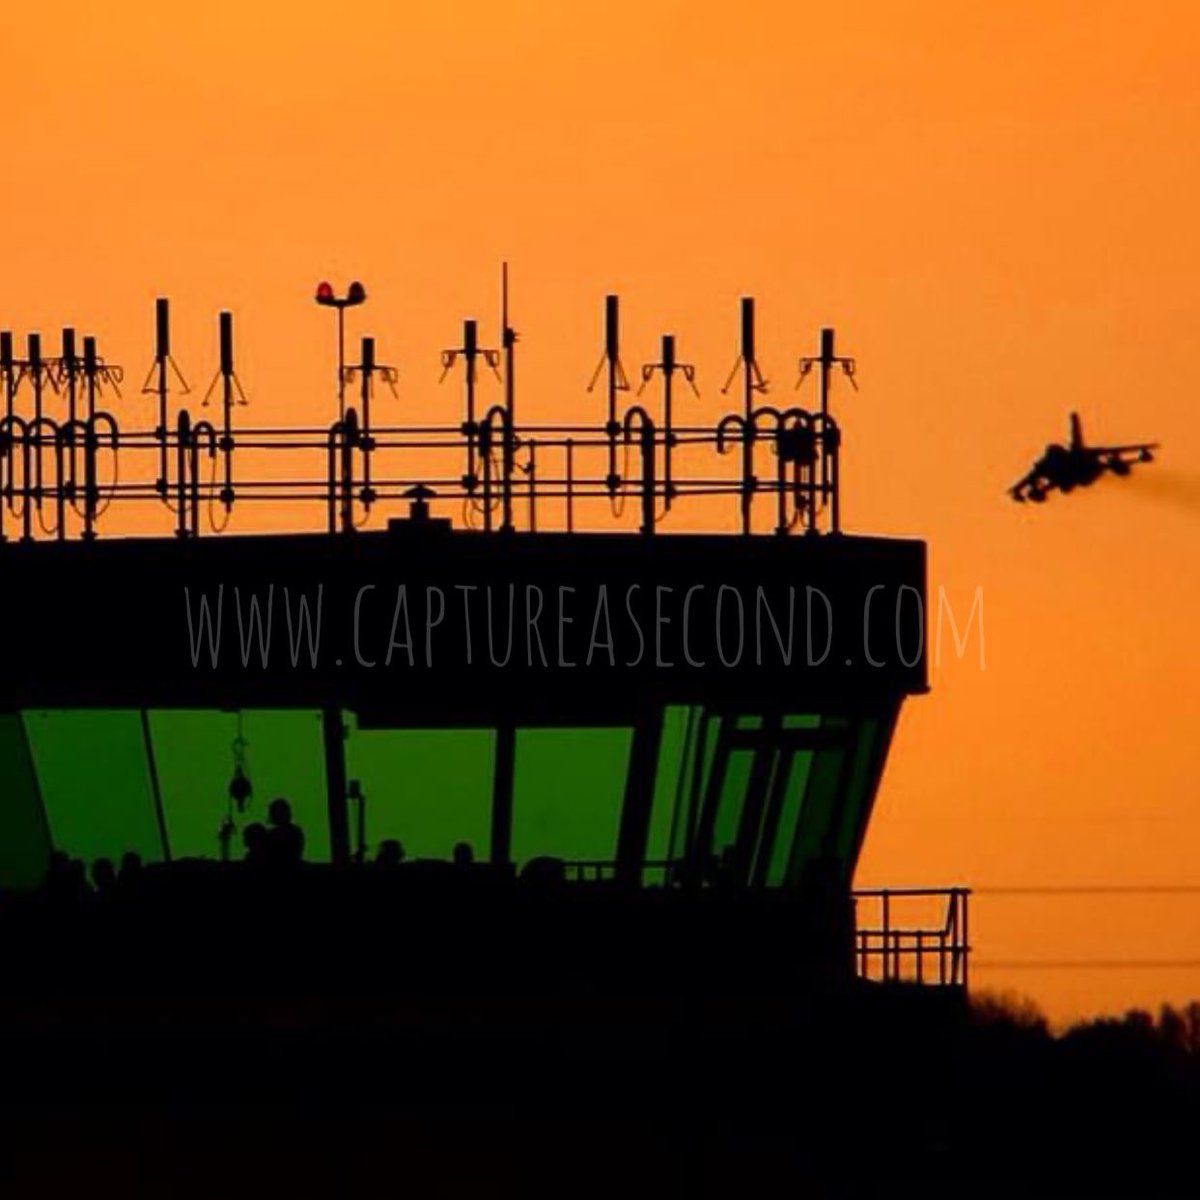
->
[
  {"left": 314, "top": 279, "right": 370, "bottom": 419},
  {"left": 314, "top": 280, "right": 366, "bottom": 308}
]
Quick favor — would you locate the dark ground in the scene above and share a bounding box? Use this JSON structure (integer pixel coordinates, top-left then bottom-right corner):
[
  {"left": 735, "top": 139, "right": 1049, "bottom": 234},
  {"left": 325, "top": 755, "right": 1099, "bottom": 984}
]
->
[{"left": 0, "top": 869, "right": 1195, "bottom": 1198}]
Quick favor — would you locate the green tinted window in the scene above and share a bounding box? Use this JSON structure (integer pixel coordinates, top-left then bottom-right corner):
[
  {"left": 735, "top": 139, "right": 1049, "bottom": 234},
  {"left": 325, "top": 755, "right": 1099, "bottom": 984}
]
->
[
  {"left": 785, "top": 743, "right": 846, "bottom": 886},
  {"left": 710, "top": 748, "right": 754, "bottom": 858},
  {"left": 646, "top": 705, "right": 698, "bottom": 882},
  {"left": 511, "top": 727, "right": 631, "bottom": 865},
  {"left": 782, "top": 714, "right": 821, "bottom": 730},
  {"left": 834, "top": 717, "right": 883, "bottom": 862},
  {"left": 24, "top": 710, "right": 160, "bottom": 866},
  {"left": 149, "top": 710, "right": 330, "bottom": 861},
  {"left": 0, "top": 714, "right": 52, "bottom": 888},
  {"left": 344, "top": 718, "right": 494, "bottom": 860},
  {"left": 765, "top": 750, "right": 814, "bottom": 887}
]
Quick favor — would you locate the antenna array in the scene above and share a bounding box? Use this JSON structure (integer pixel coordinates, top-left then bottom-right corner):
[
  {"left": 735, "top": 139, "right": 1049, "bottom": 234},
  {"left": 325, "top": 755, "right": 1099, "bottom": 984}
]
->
[{"left": 0, "top": 276, "right": 855, "bottom": 543}]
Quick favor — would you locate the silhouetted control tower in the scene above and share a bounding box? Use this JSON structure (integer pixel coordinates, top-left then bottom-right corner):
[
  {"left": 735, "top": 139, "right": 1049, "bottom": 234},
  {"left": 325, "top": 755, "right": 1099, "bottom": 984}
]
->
[{"left": 0, "top": 291, "right": 965, "bottom": 996}]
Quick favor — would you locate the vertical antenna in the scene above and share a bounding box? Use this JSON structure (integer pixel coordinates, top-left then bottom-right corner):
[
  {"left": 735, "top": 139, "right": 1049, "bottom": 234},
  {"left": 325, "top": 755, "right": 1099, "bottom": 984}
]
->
[
  {"left": 501, "top": 262, "right": 516, "bottom": 428},
  {"left": 587, "top": 294, "right": 630, "bottom": 495},
  {"left": 820, "top": 328, "right": 833, "bottom": 437},
  {"left": 440, "top": 315, "right": 500, "bottom": 494},
  {"left": 61, "top": 328, "right": 78, "bottom": 425},
  {"left": 500, "top": 263, "right": 518, "bottom": 530},
  {"left": 721, "top": 297, "right": 769, "bottom": 535},
  {"left": 639, "top": 333, "right": 697, "bottom": 513},
  {"left": 60, "top": 328, "right": 79, "bottom": 493},
  {"left": 156, "top": 298, "right": 169, "bottom": 491},
  {"left": 219, "top": 312, "right": 235, "bottom": 511},
  {"left": 202, "top": 310, "right": 248, "bottom": 515},
  {"left": 797, "top": 326, "right": 856, "bottom": 525},
  {"left": 0, "top": 332, "right": 12, "bottom": 540},
  {"left": 741, "top": 302, "right": 756, "bottom": 532},
  {"left": 82, "top": 337, "right": 98, "bottom": 424},
  {"left": 29, "top": 334, "right": 44, "bottom": 507},
  {"left": 340, "top": 334, "right": 396, "bottom": 513},
  {"left": 360, "top": 335, "right": 375, "bottom": 491},
  {"left": 662, "top": 337, "right": 676, "bottom": 489},
  {"left": 464, "top": 319, "right": 478, "bottom": 489},
  {"left": 605, "top": 297, "right": 619, "bottom": 489},
  {"left": 29, "top": 334, "right": 43, "bottom": 427},
  {"left": 1, "top": 331, "right": 14, "bottom": 425},
  {"left": 140, "top": 297, "right": 191, "bottom": 497}
]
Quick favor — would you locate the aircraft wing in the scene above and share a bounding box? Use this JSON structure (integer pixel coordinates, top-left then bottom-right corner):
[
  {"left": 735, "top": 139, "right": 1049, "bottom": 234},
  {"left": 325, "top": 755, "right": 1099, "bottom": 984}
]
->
[
  {"left": 1008, "top": 469, "right": 1047, "bottom": 501},
  {"left": 1095, "top": 441, "right": 1158, "bottom": 459}
]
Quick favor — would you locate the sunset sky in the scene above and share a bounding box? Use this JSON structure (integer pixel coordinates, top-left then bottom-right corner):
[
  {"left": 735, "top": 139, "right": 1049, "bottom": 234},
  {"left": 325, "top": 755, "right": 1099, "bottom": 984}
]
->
[{"left": 3, "top": 0, "right": 1199, "bottom": 1022}]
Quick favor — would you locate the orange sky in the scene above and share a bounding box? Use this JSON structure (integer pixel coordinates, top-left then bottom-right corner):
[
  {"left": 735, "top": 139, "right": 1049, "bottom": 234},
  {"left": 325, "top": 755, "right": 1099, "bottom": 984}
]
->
[{"left": 3, "top": 0, "right": 1199, "bottom": 1022}]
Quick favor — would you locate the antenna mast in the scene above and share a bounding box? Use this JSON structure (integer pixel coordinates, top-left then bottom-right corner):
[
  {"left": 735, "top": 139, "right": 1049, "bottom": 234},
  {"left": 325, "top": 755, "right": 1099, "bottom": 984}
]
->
[
  {"left": 587, "top": 294, "right": 631, "bottom": 496},
  {"left": 721, "top": 297, "right": 769, "bottom": 534}
]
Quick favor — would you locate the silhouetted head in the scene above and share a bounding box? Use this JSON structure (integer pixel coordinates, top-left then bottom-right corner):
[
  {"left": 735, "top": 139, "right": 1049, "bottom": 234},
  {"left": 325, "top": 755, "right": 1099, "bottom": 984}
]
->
[
  {"left": 267, "top": 797, "right": 293, "bottom": 828},
  {"left": 242, "top": 822, "right": 268, "bottom": 861},
  {"left": 376, "top": 839, "right": 405, "bottom": 868},
  {"left": 120, "top": 851, "right": 143, "bottom": 878},
  {"left": 452, "top": 841, "right": 474, "bottom": 868},
  {"left": 92, "top": 857, "right": 117, "bottom": 893},
  {"left": 47, "top": 849, "right": 69, "bottom": 875}
]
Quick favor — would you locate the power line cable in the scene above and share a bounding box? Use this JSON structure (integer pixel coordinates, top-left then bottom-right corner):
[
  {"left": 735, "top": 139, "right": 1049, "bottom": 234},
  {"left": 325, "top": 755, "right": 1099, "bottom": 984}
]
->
[{"left": 977, "top": 959, "right": 1200, "bottom": 971}]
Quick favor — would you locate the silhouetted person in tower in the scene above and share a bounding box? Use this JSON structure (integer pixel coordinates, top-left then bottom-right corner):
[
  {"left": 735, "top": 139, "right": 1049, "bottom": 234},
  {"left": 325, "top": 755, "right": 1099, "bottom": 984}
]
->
[
  {"left": 91, "top": 856, "right": 117, "bottom": 901},
  {"left": 375, "top": 839, "right": 405, "bottom": 869},
  {"left": 265, "top": 797, "right": 304, "bottom": 867},
  {"left": 67, "top": 858, "right": 90, "bottom": 901},
  {"left": 452, "top": 841, "right": 475, "bottom": 870},
  {"left": 242, "top": 822, "right": 268, "bottom": 868},
  {"left": 116, "top": 851, "right": 144, "bottom": 901}
]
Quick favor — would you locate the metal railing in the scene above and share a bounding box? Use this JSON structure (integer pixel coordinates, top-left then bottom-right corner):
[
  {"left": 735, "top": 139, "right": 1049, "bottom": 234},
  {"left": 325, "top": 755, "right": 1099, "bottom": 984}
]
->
[
  {"left": 562, "top": 867, "right": 971, "bottom": 989},
  {"left": 0, "top": 414, "right": 842, "bottom": 542},
  {"left": 853, "top": 887, "right": 970, "bottom": 989}
]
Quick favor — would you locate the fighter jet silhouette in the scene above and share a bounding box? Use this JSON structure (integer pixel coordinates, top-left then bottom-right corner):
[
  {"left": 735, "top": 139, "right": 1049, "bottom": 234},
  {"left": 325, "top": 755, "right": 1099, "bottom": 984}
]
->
[{"left": 1009, "top": 413, "right": 1157, "bottom": 502}]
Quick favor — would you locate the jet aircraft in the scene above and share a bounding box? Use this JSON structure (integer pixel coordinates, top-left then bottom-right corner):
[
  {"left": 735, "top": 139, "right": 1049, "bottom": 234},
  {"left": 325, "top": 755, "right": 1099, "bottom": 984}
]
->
[{"left": 1009, "top": 413, "right": 1157, "bottom": 502}]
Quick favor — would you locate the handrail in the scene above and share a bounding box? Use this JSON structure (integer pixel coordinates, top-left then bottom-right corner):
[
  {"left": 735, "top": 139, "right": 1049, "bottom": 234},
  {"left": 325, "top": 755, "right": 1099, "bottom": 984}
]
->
[
  {"left": 853, "top": 887, "right": 971, "bottom": 990},
  {"left": 0, "top": 412, "right": 841, "bottom": 542}
]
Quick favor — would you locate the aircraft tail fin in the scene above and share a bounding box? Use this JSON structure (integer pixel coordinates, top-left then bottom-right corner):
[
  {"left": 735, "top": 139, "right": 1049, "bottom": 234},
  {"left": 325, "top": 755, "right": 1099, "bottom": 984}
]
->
[{"left": 1069, "top": 412, "right": 1084, "bottom": 449}]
